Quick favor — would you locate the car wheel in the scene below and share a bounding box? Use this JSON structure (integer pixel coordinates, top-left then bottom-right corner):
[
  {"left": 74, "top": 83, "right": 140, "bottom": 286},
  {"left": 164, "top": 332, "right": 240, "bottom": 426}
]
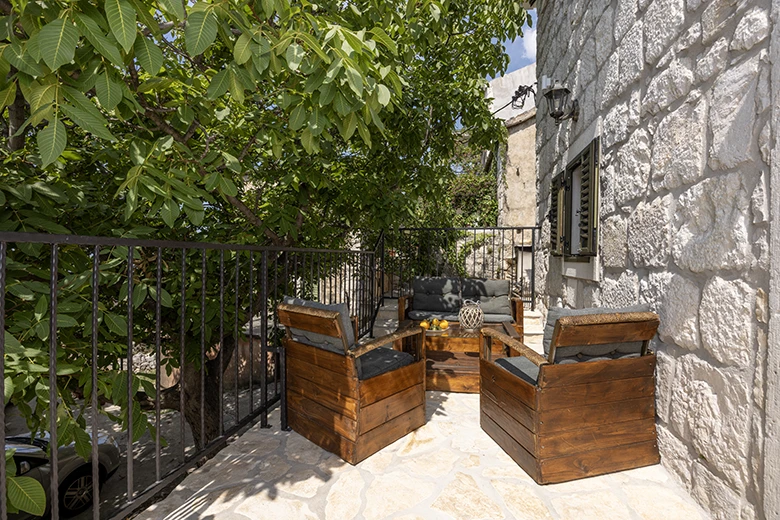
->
[{"left": 59, "top": 466, "right": 96, "bottom": 517}]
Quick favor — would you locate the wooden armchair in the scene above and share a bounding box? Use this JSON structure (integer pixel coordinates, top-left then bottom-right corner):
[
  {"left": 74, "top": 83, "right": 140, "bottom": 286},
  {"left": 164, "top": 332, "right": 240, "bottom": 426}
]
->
[
  {"left": 479, "top": 311, "right": 660, "bottom": 484},
  {"left": 278, "top": 301, "right": 426, "bottom": 464}
]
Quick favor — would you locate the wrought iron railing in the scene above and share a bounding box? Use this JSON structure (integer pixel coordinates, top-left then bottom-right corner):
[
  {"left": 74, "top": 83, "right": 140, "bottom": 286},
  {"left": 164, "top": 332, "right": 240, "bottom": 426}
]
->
[
  {"left": 379, "top": 226, "right": 540, "bottom": 308},
  {"left": 0, "top": 231, "right": 378, "bottom": 520}
]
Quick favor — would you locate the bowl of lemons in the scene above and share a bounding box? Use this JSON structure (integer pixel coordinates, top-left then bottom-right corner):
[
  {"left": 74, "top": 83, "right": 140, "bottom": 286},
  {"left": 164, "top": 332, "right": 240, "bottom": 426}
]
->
[{"left": 419, "top": 318, "right": 449, "bottom": 333}]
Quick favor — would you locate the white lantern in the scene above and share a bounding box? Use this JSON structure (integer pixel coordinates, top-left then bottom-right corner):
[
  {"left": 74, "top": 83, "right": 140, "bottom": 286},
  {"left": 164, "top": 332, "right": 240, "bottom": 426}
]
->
[{"left": 459, "top": 299, "right": 484, "bottom": 332}]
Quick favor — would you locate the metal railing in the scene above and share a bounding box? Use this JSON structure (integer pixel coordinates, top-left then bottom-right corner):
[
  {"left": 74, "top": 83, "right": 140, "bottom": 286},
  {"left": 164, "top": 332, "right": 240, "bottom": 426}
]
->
[
  {"left": 379, "top": 226, "right": 540, "bottom": 308},
  {"left": 0, "top": 231, "right": 379, "bottom": 520}
]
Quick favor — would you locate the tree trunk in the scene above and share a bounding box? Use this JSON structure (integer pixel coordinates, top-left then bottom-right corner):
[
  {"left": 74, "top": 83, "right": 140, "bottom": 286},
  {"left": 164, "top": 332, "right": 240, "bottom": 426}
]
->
[{"left": 7, "top": 82, "right": 26, "bottom": 152}]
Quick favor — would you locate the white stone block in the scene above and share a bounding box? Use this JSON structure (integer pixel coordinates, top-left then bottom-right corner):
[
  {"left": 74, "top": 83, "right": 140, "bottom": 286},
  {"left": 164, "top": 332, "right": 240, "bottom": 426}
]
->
[
  {"left": 700, "top": 276, "right": 756, "bottom": 367},
  {"left": 673, "top": 357, "right": 752, "bottom": 492},
  {"left": 595, "top": 5, "right": 615, "bottom": 69},
  {"left": 616, "top": 129, "right": 651, "bottom": 205},
  {"left": 730, "top": 7, "right": 769, "bottom": 51},
  {"left": 691, "top": 462, "right": 742, "bottom": 520},
  {"left": 639, "top": 270, "right": 672, "bottom": 313},
  {"left": 599, "top": 52, "right": 621, "bottom": 111},
  {"left": 614, "top": 0, "right": 638, "bottom": 43},
  {"left": 619, "top": 21, "right": 644, "bottom": 88},
  {"left": 695, "top": 37, "right": 729, "bottom": 83},
  {"left": 650, "top": 97, "right": 707, "bottom": 191},
  {"left": 628, "top": 194, "right": 673, "bottom": 267},
  {"left": 756, "top": 288, "right": 768, "bottom": 324},
  {"left": 702, "top": 0, "right": 738, "bottom": 43},
  {"left": 672, "top": 173, "right": 751, "bottom": 273},
  {"left": 602, "top": 102, "right": 629, "bottom": 148},
  {"left": 645, "top": 0, "right": 686, "bottom": 64},
  {"left": 751, "top": 171, "right": 768, "bottom": 223},
  {"left": 601, "top": 215, "right": 628, "bottom": 268},
  {"left": 709, "top": 55, "right": 760, "bottom": 170},
  {"left": 655, "top": 349, "right": 676, "bottom": 423},
  {"left": 658, "top": 274, "right": 700, "bottom": 350},
  {"left": 600, "top": 271, "right": 640, "bottom": 308},
  {"left": 642, "top": 58, "right": 694, "bottom": 115},
  {"left": 658, "top": 425, "right": 694, "bottom": 487}
]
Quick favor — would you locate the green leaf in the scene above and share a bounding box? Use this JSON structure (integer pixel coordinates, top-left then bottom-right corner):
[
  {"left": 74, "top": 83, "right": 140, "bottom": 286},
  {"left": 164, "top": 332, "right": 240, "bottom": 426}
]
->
[
  {"left": 4, "top": 376, "right": 13, "bottom": 405},
  {"left": 132, "top": 283, "right": 147, "bottom": 308},
  {"left": 345, "top": 66, "right": 363, "bottom": 97},
  {"left": 34, "top": 295, "right": 47, "bottom": 320},
  {"left": 61, "top": 87, "right": 116, "bottom": 141},
  {"left": 73, "top": 425, "right": 92, "bottom": 461},
  {"left": 285, "top": 42, "right": 304, "bottom": 72},
  {"left": 158, "top": 0, "right": 185, "bottom": 20},
  {"left": 7, "top": 476, "right": 46, "bottom": 516},
  {"left": 134, "top": 37, "right": 163, "bottom": 75},
  {"left": 206, "top": 69, "right": 230, "bottom": 99},
  {"left": 105, "top": 0, "right": 137, "bottom": 53},
  {"left": 75, "top": 12, "right": 124, "bottom": 67},
  {"left": 333, "top": 92, "right": 351, "bottom": 116},
  {"left": 376, "top": 83, "right": 391, "bottom": 106},
  {"left": 25, "top": 217, "right": 71, "bottom": 234},
  {"left": 289, "top": 104, "right": 306, "bottom": 131},
  {"left": 104, "top": 312, "right": 128, "bottom": 336},
  {"left": 3, "top": 43, "right": 43, "bottom": 77},
  {"left": 0, "top": 82, "right": 16, "bottom": 112},
  {"left": 185, "top": 11, "right": 217, "bottom": 56},
  {"left": 95, "top": 71, "right": 123, "bottom": 111},
  {"left": 160, "top": 198, "right": 179, "bottom": 227},
  {"left": 233, "top": 32, "right": 252, "bottom": 65},
  {"left": 369, "top": 27, "right": 397, "bottom": 55},
  {"left": 38, "top": 19, "right": 79, "bottom": 71},
  {"left": 37, "top": 118, "right": 67, "bottom": 167},
  {"left": 218, "top": 176, "right": 238, "bottom": 197}
]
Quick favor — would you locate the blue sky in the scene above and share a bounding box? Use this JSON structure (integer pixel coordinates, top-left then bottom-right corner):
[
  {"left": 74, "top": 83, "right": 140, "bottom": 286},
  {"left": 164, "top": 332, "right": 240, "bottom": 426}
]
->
[{"left": 503, "top": 10, "right": 537, "bottom": 75}]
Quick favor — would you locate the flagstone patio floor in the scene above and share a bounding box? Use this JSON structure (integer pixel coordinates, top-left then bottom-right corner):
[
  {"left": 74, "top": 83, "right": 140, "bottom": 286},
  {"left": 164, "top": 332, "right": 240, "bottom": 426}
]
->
[{"left": 138, "top": 391, "right": 710, "bottom": 520}]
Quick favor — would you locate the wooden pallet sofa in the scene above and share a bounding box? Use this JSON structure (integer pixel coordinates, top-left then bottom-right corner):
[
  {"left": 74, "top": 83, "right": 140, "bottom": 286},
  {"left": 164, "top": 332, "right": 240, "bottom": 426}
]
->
[
  {"left": 398, "top": 276, "right": 524, "bottom": 334},
  {"left": 397, "top": 276, "right": 524, "bottom": 393},
  {"left": 278, "top": 297, "right": 426, "bottom": 464},
  {"left": 479, "top": 306, "right": 661, "bottom": 484}
]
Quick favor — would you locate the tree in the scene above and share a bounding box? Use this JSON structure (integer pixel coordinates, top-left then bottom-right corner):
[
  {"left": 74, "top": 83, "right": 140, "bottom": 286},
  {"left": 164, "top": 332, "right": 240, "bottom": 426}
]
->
[{"left": 1, "top": 0, "right": 530, "bottom": 450}]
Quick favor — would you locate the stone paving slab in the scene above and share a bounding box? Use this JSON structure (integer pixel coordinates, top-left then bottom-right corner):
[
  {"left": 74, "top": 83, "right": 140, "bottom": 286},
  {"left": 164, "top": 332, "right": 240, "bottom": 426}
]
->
[{"left": 138, "top": 392, "right": 710, "bottom": 520}]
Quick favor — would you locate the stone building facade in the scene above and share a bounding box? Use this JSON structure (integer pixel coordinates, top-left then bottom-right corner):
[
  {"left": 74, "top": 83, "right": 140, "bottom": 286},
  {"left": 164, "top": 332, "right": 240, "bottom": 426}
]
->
[
  {"left": 487, "top": 64, "right": 538, "bottom": 228},
  {"left": 534, "top": 1, "right": 778, "bottom": 518}
]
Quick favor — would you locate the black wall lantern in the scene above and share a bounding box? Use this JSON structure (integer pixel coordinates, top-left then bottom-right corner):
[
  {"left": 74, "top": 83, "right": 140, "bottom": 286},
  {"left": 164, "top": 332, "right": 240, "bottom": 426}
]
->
[{"left": 543, "top": 80, "right": 579, "bottom": 124}]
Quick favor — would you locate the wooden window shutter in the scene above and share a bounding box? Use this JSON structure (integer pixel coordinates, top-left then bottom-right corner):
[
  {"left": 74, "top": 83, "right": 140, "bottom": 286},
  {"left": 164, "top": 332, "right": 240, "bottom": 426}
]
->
[
  {"left": 577, "top": 138, "right": 600, "bottom": 256},
  {"left": 549, "top": 172, "right": 566, "bottom": 256}
]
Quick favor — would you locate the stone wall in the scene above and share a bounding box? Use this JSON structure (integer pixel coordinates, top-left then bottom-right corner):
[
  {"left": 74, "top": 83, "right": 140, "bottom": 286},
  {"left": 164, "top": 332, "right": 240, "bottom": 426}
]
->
[
  {"left": 499, "top": 110, "right": 538, "bottom": 228},
  {"left": 534, "top": 0, "right": 776, "bottom": 518}
]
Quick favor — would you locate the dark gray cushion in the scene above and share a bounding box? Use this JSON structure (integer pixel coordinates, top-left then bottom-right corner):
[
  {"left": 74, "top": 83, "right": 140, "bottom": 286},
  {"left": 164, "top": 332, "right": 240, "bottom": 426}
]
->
[
  {"left": 411, "top": 277, "right": 462, "bottom": 312},
  {"left": 482, "top": 313, "right": 514, "bottom": 323},
  {"left": 283, "top": 296, "right": 355, "bottom": 353},
  {"left": 495, "top": 356, "right": 539, "bottom": 385},
  {"left": 356, "top": 347, "right": 414, "bottom": 380},
  {"left": 461, "top": 279, "right": 511, "bottom": 316},
  {"left": 543, "top": 304, "right": 651, "bottom": 359}
]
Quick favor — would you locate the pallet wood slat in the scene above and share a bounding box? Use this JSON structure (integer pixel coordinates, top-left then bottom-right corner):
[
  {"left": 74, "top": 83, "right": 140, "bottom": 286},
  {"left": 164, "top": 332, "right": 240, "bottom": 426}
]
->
[{"left": 479, "top": 311, "right": 661, "bottom": 484}]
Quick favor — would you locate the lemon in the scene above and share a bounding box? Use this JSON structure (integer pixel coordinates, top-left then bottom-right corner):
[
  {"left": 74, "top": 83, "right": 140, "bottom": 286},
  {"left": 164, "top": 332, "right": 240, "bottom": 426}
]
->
[
  {"left": 420, "top": 320, "right": 430, "bottom": 330},
  {"left": 432, "top": 318, "right": 440, "bottom": 326},
  {"left": 440, "top": 320, "right": 449, "bottom": 330}
]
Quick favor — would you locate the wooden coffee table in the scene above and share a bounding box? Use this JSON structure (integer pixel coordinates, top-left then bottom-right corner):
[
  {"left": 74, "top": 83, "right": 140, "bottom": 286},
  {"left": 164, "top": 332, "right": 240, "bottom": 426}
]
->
[{"left": 421, "top": 322, "right": 521, "bottom": 393}]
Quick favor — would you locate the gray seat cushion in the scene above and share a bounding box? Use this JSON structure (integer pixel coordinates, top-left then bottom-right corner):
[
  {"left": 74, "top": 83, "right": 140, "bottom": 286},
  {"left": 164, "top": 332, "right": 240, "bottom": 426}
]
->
[
  {"left": 283, "top": 296, "right": 355, "bottom": 354},
  {"left": 543, "top": 304, "right": 651, "bottom": 360},
  {"left": 461, "top": 278, "right": 511, "bottom": 316},
  {"left": 495, "top": 356, "right": 540, "bottom": 385},
  {"left": 356, "top": 347, "right": 414, "bottom": 380},
  {"left": 411, "top": 277, "right": 462, "bottom": 312},
  {"left": 482, "top": 313, "right": 514, "bottom": 323},
  {"left": 408, "top": 310, "right": 461, "bottom": 322}
]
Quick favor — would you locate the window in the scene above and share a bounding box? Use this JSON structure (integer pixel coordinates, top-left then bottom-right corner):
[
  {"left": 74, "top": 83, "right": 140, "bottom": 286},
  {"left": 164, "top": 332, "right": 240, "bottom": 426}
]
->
[{"left": 549, "top": 137, "right": 600, "bottom": 257}]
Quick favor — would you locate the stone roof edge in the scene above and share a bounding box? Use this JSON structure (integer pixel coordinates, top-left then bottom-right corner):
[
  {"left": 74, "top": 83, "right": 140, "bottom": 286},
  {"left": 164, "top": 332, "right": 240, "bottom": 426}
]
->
[{"left": 505, "top": 107, "right": 537, "bottom": 129}]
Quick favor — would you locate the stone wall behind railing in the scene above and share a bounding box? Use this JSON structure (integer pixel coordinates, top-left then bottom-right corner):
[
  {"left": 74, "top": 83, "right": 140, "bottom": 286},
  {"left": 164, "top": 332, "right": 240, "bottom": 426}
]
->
[{"left": 535, "top": 1, "right": 775, "bottom": 518}]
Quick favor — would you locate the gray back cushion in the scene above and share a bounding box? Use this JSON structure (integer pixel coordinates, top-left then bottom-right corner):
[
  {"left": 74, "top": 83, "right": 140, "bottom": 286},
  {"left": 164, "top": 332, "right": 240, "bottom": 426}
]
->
[
  {"left": 411, "top": 277, "right": 462, "bottom": 312},
  {"left": 283, "top": 296, "right": 355, "bottom": 354},
  {"left": 461, "top": 278, "right": 511, "bottom": 315},
  {"left": 543, "top": 304, "right": 651, "bottom": 359}
]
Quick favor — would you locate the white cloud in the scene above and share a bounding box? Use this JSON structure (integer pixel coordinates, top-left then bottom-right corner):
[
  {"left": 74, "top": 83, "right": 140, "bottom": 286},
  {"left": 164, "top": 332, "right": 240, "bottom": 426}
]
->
[{"left": 522, "top": 27, "right": 537, "bottom": 60}]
